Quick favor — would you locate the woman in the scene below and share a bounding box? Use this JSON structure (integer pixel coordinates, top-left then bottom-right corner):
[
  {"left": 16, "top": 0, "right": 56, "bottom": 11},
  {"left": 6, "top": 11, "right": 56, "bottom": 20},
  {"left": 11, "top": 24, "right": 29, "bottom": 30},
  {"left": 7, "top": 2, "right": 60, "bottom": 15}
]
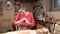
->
[{"left": 13, "top": 5, "right": 35, "bottom": 30}]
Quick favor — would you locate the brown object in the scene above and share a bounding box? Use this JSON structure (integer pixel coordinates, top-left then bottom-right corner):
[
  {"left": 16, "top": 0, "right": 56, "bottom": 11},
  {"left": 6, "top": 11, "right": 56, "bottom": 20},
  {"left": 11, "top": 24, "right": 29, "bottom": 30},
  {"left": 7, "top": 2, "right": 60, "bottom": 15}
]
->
[
  {"left": 36, "top": 23, "right": 46, "bottom": 29},
  {"left": 36, "top": 21, "right": 46, "bottom": 29},
  {"left": 56, "top": 19, "right": 60, "bottom": 24}
]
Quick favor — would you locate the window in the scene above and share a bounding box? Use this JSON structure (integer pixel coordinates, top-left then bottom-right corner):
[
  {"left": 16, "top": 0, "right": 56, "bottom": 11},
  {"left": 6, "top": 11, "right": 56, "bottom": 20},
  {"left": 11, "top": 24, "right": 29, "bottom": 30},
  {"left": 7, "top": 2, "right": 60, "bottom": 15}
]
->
[{"left": 50, "top": 0, "right": 60, "bottom": 10}]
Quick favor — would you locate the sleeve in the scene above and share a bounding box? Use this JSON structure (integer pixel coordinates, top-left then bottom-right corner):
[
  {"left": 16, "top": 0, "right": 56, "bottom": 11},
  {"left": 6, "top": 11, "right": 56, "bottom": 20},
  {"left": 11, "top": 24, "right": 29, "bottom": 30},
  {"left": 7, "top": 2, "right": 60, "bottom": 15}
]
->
[
  {"left": 30, "top": 12, "right": 35, "bottom": 27},
  {"left": 20, "top": 18, "right": 30, "bottom": 26},
  {"left": 13, "top": 13, "right": 20, "bottom": 25},
  {"left": 20, "top": 12, "right": 35, "bottom": 27}
]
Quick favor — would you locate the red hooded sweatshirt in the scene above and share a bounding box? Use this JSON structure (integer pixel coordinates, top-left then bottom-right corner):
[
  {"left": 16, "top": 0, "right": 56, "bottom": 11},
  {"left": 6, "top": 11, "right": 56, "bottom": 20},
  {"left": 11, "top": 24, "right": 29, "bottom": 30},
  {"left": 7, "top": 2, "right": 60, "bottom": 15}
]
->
[{"left": 13, "top": 12, "right": 35, "bottom": 27}]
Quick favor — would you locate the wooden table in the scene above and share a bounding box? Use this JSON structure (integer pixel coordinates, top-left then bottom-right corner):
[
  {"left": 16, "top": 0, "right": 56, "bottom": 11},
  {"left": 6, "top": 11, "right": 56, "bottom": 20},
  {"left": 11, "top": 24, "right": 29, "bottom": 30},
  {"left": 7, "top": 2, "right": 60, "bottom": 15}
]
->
[
  {"left": 3, "top": 29, "right": 49, "bottom": 34},
  {"left": 3, "top": 30, "right": 36, "bottom": 34}
]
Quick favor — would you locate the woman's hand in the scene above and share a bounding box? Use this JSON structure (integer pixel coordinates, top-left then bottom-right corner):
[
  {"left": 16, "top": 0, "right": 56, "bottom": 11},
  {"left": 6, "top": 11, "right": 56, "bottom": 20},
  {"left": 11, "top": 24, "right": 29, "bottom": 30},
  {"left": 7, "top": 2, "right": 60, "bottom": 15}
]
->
[
  {"left": 16, "top": 21, "right": 22, "bottom": 24},
  {"left": 16, "top": 23, "right": 20, "bottom": 26}
]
